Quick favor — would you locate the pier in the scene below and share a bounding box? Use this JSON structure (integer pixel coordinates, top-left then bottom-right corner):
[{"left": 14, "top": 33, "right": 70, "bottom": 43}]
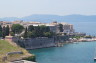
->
[{"left": 9, "top": 60, "right": 36, "bottom": 63}]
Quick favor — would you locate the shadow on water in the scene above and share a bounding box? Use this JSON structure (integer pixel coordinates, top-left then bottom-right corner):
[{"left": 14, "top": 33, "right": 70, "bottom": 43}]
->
[
  {"left": 28, "top": 47, "right": 57, "bottom": 53},
  {"left": 94, "top": 60, "right": 96, "bottom": 63}
]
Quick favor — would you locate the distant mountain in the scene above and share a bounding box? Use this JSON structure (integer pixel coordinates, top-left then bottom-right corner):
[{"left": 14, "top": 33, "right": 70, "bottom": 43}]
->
[
  {"left": 0, "top": 14, "right": 96, "bottom": 23},
  {"left": 0, "top": 17, "right": 20, "bottom": 21}
]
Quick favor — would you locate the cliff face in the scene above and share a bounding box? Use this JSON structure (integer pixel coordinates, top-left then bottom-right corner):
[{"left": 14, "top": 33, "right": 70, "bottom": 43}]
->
[
  {"left": 12, "top": 36, "right": 69, "bottom": 49},
  {"left": 12, "top": 37, "right": 55, "bottom": 49}
]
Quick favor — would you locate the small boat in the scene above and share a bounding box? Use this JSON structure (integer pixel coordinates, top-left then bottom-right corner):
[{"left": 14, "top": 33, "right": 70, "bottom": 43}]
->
[
  {"left": 94, "top": 48, "right": 96, "bottom": 61},
  {"left": 94, "top": 58, "right": 96, "bottom": 60}
]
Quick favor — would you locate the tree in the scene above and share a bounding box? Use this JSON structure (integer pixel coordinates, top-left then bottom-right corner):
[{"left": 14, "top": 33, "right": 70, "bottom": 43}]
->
[
  {"left": 59, "top": 24, "right": 63, "bottom": 32},
  {"left": 27, "top": 31, "right": 37, "bottom": 38},
  {"left": 34, "top": 26, "right": 41, "bottom": 37},
  {"left": 45, "top": 26, "right": 50, "bottom": 32},
  {"left": 23, "top": 27, "right": 28, "bottom": 38},
  {"left": 5, "top": 25, "right": 10, "bottom": 36},
  {"left": 10, "top": 32, "right": 15, "bottom": 36},
  {"left": 28, "top": 25, "right": 34, "bottom": 32},
  {"left": 2, "top": 26, "right": 6, "bottom": 38},
  {"left": 11, "top": 24, "right": 24, "bottom": 34},
  {"left": 0, "top": 25, "right": 2, "bottom": 31},
  {"left": 39, "top": 25, "right": 50, "bottom": 32},
  {"left": 44, "top": 32, "right": 53, "bottom": 38},
  {"left": 0, "top": 25, "right": 2, "bottom": 37},
  {"left": 0, "top": 31, "right": 2, "bottom": 37}
]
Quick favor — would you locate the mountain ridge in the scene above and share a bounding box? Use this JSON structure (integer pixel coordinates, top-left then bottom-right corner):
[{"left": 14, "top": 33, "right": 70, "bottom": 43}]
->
[{"left": 0, "top": 14, "right": 96, "bottom": 23}]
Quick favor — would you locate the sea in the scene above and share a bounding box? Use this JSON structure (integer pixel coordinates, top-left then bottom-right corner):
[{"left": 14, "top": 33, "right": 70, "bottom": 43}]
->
[{"left": 29, "top": 22, "right": 96, "bottom": 63}]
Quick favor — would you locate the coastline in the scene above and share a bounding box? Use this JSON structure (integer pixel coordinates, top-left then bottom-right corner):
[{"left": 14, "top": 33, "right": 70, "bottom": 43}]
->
[
  {"left": 0, "top": 39, "right": 36, "bottom": 63},
  {"left": 1, "top": 35, "right": 96, "bottom": 63},
  {"left": 1, "top": 37, "right": 96, "bottom": 63},
  {"left": 23, "top": 37, "right": 96, "bottom": 49},
  {"left": 55, "top": 37, "right": 96, "bottom": 47}
]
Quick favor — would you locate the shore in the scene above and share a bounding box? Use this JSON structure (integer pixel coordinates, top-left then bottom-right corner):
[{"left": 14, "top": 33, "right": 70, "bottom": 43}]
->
[
  {"left": 0, "top": 39, "right": 36, "bottom": 63},
  {"left": 69, "top": 37, "right": 96, "bottom": 42},
  {"left": 56, "top": 37, "right": 96, "bottom": 47}
]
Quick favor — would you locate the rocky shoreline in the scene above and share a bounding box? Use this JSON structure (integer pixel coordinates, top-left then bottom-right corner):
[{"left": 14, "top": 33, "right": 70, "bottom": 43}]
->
[{"left": 56, "top": 37, "right": 96, "bottom": 47}]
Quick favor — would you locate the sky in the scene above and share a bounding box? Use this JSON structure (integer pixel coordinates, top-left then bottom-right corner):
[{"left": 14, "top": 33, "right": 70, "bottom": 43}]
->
[{"left": 0, "top": 0, "right": 96, "bottom": 17}]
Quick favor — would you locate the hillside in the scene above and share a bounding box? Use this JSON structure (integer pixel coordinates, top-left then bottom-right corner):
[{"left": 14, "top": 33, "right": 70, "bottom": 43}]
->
[
  {"left": 0, "top": 14, "right": 96, "bottom": 23},
  {"left": 0, "top": 40, "right": 35, "bottom": 63}
]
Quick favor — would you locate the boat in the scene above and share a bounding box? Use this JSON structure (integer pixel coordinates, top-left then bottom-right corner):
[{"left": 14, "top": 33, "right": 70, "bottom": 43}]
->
[
  {"left": 94, "top": 58, "right": 96, "bottom": 60},
  {"left": 94, "top": 48, "right": 96, "bottom": 61}
]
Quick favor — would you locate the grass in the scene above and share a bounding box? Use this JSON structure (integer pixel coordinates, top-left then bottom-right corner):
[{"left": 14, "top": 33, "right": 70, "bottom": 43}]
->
[
  {"left": 0, "top": 40, "right": 34, "bottom": 63},
  {"left": 0, "top": 40, "right": 20, "bottom": 55}
]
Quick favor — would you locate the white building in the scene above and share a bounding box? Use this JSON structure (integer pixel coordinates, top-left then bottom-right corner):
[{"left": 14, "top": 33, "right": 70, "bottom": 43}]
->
[{"left": 0, "top": 21, "right": 74, "bottom": 34}]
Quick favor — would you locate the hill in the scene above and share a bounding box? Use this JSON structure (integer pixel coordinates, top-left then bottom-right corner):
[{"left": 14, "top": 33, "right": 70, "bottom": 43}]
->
[
  {"left": 0, "top": 14, "right": 96, "bottom": 23},
  {"left": 0, "top": 40, "right": 35, "bottom": 63}
]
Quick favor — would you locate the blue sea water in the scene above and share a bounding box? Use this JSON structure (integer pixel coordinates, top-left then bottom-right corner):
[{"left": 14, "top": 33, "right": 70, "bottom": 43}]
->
[
  {"left": 29, "top": 42, "right": 96, "bottom": 63},
  {"left": 29, "top": 22, "right": 96, "bottom": 63},
  {"left": 70, "top": 22, "right": 96, "bottom": 36}
]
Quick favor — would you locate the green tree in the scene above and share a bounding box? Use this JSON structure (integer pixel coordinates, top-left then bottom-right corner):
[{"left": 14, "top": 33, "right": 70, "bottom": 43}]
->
[
  {"left": 27, "top": 31, "right": 37, "bottom": 38},
  {"left": 25, "top": 25, "right": 54, "bottom": 38},
  {"left": 23, "top": 27, "right": 28, "bottom": 38},
  {"left": 40, "top": 25, "right": 50, "bottom": 32},
  {"left": 10, "top": 32, "right": 15, "bottom": 36},
  {"left": 0, "top": 31, "right": 2, "bottom": 37},
  {"left": 59, "top": 24, "right": 63, "bottom": 32},
  {"left": 0, "top": 25, "right": 2, "bottom": 31},
  {"left": 2, "top": 26, "right": 6, "bottom": 38},
  {"left": 5, "top": 25, "right": 10, "bottom": 36},
  {"left": 11, "top": 24, "right": 24, "bottom": 34},
  {"left": 34, "top": 26, "right": 41, "bottom": 37},
  {"left": 44, "top": 32, "right": 53, "bottom": 38},
  {"left": 28, "top": 25, "right": 34, "bottom": 32},
  {"left": 0, "top": 25, "right": 2, "bottom": 37},
  {"left": 45, "top": 26, "right": 50, "bottom": 32}
]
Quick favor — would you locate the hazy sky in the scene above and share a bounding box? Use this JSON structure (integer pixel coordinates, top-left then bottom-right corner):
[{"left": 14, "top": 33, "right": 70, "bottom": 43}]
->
[{"left": 0, "top": 0, "right": 96, "bottom": 17}]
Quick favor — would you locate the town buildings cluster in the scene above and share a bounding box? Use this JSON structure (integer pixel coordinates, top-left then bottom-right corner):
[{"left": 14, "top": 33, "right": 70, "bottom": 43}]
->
[
  {"left": 0, "top": 21, "right": 74, "bottom": 34},
  {"left": 0, "top": 20, "right": 86, "bottom": 50}
]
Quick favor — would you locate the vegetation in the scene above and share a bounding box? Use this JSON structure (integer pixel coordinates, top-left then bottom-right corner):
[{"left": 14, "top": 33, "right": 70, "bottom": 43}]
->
[
  {"left": 59, "top": 24, "right": 63, "bottom": 32},
  {"left": 23, "top": 27, "right": 28, "bottom": 38},
  {"left": 23, "top": 25, "right": 54, "bottom": 38},
  {"left": 70, "top": 35, "right": 85, "bottom": 39},
  {"left": 84, "top": 35, "right": 92, "bottom": 38},
  {"left": 0, "top": 25, "right": 2, "bottom": 31},
  {"left": 23, "top": 55, "right": 36, "bottom": 62},
  {"left": 11, "top": 24, "right": 24, "bottom": 34},
  {"left": 0, "top": 24, "right": 54, "bottom": 38},
  {"left": 28, "top": 25, "right": 34, "bottom": 31},
  {"left": 10, "top": 32, "right": 15, "bottom": 36},
  {"left": 0, "top": 40, "right": 35, "bottom": 63},
  {"left": 0, "top": 25, "right": 2, "bottom": 37},
  {"left": 5, "top": 25, "right": 9, "bottom": 36},
  {"left": 0, "top": 25, "right": 10, "bottom": 38},
  {"left": 2, "top": 26, "right": 6, "bottom": 38}
]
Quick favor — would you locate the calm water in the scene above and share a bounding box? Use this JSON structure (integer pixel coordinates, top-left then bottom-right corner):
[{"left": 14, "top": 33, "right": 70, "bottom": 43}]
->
[
  {"left": 29, "top": 42, "right": 96, "bottom": 63},
  {"left": 69, "top": 22, "right": 96, "bottom": 36},
  {"left": 29, "top": 22, "right": 96, "bottom": 63}
]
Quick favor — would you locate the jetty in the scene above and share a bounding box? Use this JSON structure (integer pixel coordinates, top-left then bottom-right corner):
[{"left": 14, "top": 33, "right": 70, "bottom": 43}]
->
[{"left": 9, "top": 60, "right": 37, "bottom": 63}]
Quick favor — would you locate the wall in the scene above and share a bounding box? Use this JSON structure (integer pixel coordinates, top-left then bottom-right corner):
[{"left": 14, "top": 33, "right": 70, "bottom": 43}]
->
[
  {"left": 12, "top": 36, "right": 69, "bottom": 49},
  {"left": 12, "top": 37, "right": 56, "bottom": 49}
]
